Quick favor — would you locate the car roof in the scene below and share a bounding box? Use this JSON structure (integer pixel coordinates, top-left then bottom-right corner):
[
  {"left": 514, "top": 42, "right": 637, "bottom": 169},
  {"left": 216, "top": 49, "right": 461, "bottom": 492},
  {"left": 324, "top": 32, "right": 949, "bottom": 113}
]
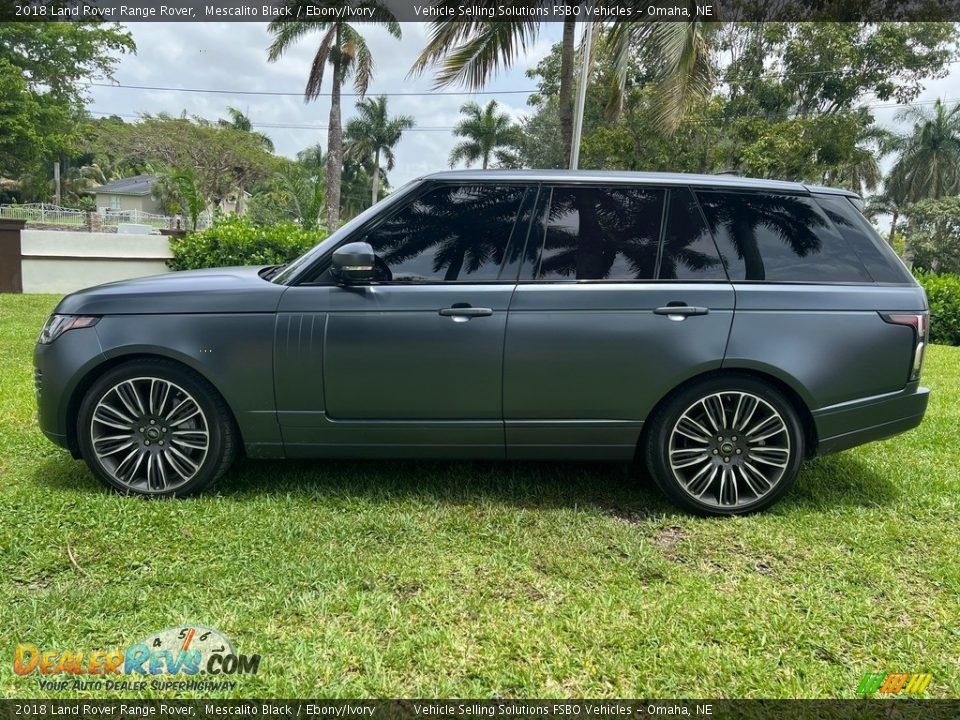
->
[{"left": 417, "top": 169, "right": 859, "bottom": 197}]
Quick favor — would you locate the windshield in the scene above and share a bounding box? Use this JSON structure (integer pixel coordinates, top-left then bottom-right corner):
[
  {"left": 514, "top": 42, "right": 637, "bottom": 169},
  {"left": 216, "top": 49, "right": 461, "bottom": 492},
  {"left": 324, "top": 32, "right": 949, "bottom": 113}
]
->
[{"left": 271, "top": 178, "right": 424, "bottom": 285}]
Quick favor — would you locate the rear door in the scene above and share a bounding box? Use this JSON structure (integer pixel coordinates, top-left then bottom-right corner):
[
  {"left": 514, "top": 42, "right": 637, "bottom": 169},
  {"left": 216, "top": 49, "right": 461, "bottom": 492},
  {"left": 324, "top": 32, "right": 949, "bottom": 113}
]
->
[{"left": 502, "top": 184, "right": 736, "bottom": 459}]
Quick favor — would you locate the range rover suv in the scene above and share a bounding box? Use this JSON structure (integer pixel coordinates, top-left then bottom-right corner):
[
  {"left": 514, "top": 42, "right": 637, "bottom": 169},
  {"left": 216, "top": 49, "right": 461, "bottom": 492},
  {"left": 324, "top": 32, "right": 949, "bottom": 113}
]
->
[{"left": 34, "top": 171, "right": 929, "bottom": 515}]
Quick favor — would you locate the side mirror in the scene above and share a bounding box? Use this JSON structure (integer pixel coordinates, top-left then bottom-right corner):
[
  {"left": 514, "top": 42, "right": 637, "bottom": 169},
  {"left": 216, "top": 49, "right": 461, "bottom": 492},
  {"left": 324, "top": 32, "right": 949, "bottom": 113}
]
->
[{"left": 331, "top": 242, "right": 376, "bottom": 283}]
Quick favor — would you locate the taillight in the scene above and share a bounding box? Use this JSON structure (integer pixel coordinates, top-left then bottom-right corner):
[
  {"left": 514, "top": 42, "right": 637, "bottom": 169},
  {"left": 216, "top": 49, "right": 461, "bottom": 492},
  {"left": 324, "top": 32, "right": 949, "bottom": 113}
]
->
[{"left": 880, "top": 312, "right": 928, "bottom": 381}]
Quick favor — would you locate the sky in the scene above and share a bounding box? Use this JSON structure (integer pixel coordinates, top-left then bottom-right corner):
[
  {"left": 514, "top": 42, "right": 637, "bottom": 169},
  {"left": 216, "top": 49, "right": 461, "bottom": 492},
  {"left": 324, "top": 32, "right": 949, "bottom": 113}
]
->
[
  {"left": 87, "top": 22, "right": 564, "bottom": 189},
  {"left": 87, "top": 22, "right": 960, "bottom": 191}
]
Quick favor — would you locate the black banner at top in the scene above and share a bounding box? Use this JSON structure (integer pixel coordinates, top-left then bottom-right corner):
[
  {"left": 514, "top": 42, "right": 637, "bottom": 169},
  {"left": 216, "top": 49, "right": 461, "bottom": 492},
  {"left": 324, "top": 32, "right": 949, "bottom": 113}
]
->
[{"left": 3, "top": 0, "right": 960, "bottom": 22}]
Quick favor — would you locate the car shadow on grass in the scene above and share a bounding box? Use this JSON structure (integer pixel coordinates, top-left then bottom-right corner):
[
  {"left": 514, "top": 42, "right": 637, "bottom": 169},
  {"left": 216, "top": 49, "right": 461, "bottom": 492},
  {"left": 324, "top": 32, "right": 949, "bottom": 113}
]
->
[
  {"left": 220, "top": 450, "right": 897, "bottom": 515},
  {"left": 34, "top": 450, "right": 897, "bottom": 517}
]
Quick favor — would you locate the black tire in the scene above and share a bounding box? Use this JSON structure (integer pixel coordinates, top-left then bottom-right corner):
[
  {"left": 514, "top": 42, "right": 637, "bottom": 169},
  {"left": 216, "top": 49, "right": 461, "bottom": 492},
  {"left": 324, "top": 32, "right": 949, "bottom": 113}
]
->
[
  {"left": 77, "top": 358, "right": 238, "bottom": 498},
  {"left": 644, "top": 374, "right": 805, "bottom": 516}
]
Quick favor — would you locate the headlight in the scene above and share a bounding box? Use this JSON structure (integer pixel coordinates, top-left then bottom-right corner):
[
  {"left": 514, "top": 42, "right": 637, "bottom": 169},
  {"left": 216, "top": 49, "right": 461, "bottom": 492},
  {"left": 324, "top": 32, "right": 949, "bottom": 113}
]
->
[{"left": 38, "top": 315, "right": 100, "bottom": 345}]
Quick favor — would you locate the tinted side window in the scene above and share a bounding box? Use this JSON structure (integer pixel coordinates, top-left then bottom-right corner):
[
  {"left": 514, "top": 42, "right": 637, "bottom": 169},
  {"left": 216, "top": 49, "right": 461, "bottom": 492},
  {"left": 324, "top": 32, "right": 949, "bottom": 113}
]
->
[
  {"left": 696, "top": 191, "right": 872, "bottom": 283},
  {"left": 363, "top": 184, "right": 527, "bottom": 282},
  {"left": 658, "top": 188, "right": 727, "bottom": 280},
  {"left": 534, "top": 186, "right": 664, "bottom": 281},
  {"left": 814, "top": 194, "right": 913, "bottom": 283}
]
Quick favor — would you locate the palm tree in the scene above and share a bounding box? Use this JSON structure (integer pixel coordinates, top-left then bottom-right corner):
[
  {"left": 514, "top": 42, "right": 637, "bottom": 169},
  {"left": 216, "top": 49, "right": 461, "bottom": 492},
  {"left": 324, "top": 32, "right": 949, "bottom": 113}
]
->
[
  {"left": 267, "top": 6, "right": 400, "bottom": 230},
  {"left": 274, "top": 163, "right": 325, "bottom": 231},
  {"left": 411, "top": 4, "right": 580, "bottom": 166},
  {"left": 604, "top": 17, "right": 714, "bottom": 133},
  {"left": 345, "top": 96, "right": 414, "bottom": 204},
  {"left": 865, "top": 188, "right": 909, "bottom": 249},
  {"left": 412, "top": 4, "right": 714, "bottom": 164},
  {"left": 218, "top": 106, "right": 274, "bottom": 151},
  {"left": 294, "top": 143, "right": 376, "bottom": 220},
  {"left": 821, "top": 124, "right": 893, "bottom": 196},
  {"left": 449, "top": 100, "right": 517, "bottom": 170},
  {"left": 888, "top": 99, "right": 960, "bottom": 203}
]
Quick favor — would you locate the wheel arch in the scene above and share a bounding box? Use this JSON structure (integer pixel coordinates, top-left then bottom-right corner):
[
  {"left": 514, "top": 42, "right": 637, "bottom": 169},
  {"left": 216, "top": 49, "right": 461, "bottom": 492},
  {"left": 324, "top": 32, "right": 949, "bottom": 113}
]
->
[
  {"left": 638, "top": 367, "right": 819, "bottom": 461},
  {"left": 65, "top": 351, "right": 243, "bottom": 458}
]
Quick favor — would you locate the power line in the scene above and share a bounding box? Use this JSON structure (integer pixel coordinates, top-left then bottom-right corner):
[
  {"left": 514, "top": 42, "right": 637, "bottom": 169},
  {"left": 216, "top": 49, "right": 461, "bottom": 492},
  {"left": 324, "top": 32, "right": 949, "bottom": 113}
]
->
[
  {"left": 87, "top": 57, "right": 960, "bottom": 99},
  {"left": 86, "top": 81, "right": 536, "bottom": 97},
  {"left": 87, "top": 110, "right": 457, "bottom": 130},
  {"left": 88, "top": 95, "right": 960, "bottom": 132}
]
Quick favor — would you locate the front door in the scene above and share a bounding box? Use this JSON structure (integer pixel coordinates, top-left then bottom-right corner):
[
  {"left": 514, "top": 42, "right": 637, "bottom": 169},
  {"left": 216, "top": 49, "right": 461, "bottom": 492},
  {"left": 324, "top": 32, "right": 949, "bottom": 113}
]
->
[
  {"left": 503, "top": 184, "right": 736, "bottom": 459},
  {"left": 275, "top": 182, "right": 536, "bottom": 458}
]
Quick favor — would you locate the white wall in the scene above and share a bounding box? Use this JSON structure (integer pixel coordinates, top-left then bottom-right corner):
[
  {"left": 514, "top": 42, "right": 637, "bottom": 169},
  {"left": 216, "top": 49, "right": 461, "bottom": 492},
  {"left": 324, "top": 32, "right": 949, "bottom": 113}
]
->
[{"left": 21, "top": 230, "right": 173, "bottom": 294}]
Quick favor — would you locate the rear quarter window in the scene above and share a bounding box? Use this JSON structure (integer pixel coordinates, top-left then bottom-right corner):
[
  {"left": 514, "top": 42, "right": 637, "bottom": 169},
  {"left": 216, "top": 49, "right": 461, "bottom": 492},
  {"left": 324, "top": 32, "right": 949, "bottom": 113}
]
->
[
  {"left": 696, "top": 190, "right": 872, "bottom": 283},
  {"left": 813, "top": 194, "right": 914, "bottom": 284}
]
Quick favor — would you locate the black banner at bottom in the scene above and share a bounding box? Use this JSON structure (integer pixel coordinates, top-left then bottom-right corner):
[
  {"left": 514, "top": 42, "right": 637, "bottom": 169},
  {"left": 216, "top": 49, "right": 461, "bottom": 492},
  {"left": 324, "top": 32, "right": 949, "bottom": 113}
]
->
[{"left": 1, "top": 700, "right": 959, "bottom": 720}]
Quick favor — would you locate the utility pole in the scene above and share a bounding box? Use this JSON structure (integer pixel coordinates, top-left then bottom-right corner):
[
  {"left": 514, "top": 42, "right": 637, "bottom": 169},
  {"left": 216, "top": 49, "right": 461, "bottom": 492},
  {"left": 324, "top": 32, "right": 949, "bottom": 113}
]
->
[
  {"left": 53, "top": 161, "right": 61, "bottom": 206},
  {"left": 569, "top": 20, "right": 593, "bottom": 170}
]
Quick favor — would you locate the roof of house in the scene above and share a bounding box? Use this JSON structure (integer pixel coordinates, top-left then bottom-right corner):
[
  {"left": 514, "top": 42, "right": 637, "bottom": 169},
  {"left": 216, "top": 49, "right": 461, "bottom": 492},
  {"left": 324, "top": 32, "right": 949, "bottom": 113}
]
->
[
  {"left": 417, "top": 169, "right": 858, "bottom": 197},
  {"left": 93, "top": 174, "right": 156, "bottom": 196}
]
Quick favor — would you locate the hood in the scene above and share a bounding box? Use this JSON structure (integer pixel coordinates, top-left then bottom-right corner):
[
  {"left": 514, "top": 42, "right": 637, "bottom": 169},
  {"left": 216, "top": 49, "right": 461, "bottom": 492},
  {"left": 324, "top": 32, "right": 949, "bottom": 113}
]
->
[{"left": 54, "top": 266, "right": 288, "bottom": 315}]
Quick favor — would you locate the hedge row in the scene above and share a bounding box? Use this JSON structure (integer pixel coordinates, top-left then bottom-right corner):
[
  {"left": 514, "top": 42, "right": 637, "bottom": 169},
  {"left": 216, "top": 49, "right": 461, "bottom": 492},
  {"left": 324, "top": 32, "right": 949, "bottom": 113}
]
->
[
  {"left": 167, "top": 216, "right": 327, "bottom": 272},
  {"left": 916, "top": 272, "right": 960, "bottom": 346}
]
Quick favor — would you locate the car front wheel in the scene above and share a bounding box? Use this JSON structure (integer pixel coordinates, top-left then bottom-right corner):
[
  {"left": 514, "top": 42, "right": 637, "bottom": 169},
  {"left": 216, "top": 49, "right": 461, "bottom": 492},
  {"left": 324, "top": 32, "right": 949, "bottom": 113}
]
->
[
  {"left": 644, "top": 375, "right": 805, "bottom": 515},
  {"left": 77, "top": 359, "right": 238, "bottom": 497}
]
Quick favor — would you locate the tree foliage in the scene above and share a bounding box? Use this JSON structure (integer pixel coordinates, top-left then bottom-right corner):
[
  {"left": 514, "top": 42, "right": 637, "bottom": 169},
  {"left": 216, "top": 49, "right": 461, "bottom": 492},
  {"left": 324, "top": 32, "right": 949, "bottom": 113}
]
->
[
  {"left": 106, "top": 115, "right": 278, "bottom": 209},
  {"left": 267, "top": 5, "right": 401, "bottom": 230},
  {"left": 904, "top": 197, "right": 960, "bottom": 274},
  {"left": 345, "top": 96, "right": 414, "bottom": 203},
  {"left": 888, "top": 100, "right": 960, "bottom": 203},
  {"left": 513, "top": 21, "right": 957, "bottom": 197},
  {"left": 0, "top": 22, "right": 134, "bottom": 189},
  {"left": 449, "top": 101, "right": 519, "bottom": 170}
]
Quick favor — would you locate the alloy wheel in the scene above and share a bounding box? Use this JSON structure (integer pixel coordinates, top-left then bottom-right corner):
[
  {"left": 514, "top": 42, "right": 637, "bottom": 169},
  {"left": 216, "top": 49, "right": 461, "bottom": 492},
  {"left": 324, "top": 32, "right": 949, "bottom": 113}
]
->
[
  {"left": 89, "top": 376, "right": 210, "bottom": 493},
  {"left": 668, "top": 391, "right": 790, "bottom": 509}
]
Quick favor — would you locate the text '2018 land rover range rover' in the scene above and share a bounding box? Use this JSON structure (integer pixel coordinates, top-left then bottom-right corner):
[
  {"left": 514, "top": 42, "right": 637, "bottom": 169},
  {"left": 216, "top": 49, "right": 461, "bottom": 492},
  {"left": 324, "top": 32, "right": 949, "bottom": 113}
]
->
[{"left": 34, "top": 171, "right": 929, "bottom": 515}]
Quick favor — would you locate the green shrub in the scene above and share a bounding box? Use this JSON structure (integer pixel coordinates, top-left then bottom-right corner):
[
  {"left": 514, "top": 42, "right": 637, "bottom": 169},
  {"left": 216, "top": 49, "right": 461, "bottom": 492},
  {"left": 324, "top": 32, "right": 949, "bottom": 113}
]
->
[
  {"left": 168, "top": 215, "right": 327, "bottom": 271},
  {"left": 904, "top": 197, "right": 960, "bottom": 274},
  {"left": 916, "top": 271, "right": 960, "bottom": 346}
]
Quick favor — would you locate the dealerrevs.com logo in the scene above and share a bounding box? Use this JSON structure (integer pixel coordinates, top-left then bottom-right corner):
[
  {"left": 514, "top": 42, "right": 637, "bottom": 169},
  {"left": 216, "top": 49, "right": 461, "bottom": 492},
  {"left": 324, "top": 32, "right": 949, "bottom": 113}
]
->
[{"left": 15, "top": 626, "right": 261, "bottom": 692}]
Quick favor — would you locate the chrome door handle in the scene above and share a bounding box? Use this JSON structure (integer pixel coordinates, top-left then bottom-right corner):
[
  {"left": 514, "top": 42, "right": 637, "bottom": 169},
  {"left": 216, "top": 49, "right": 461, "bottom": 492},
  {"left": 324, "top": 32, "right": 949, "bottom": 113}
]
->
[{"left": 654, "top": 305, "right": 709, "bottom": 321}]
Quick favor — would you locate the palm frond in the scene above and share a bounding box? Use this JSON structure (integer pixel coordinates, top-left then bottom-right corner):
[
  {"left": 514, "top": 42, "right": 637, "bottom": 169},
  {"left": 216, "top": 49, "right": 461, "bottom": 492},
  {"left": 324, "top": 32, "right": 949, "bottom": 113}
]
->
[
  {"left": 302, "top": 24, "right": 337, "bottom": 101},
  {"left": 649, "top": 20, "right": 714, "bottom": 133},
  {"left": 410, "top": 13, "right": 539, "bottom": 89}
]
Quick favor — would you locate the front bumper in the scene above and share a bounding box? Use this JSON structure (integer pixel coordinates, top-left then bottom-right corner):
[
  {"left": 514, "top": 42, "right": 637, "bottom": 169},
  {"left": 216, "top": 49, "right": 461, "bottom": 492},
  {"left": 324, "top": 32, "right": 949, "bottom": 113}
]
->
[{"left": 813, "top": 384, "right": 930, "bottom": 456}]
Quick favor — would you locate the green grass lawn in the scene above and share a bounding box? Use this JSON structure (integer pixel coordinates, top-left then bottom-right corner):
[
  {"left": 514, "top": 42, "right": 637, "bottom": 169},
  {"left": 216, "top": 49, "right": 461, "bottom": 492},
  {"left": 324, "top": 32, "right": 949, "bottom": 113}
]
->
[{"left": 1, "top": 294, "right": 958, "bottom": 699}]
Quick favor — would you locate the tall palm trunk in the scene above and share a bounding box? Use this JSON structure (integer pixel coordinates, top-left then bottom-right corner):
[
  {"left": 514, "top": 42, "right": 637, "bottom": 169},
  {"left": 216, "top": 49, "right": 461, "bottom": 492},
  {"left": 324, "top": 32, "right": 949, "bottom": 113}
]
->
[
  {"left": 326, "top": 25, "right": 344, "bottom": 232},
  {"left": 889, "top": 210, "right": 899, "bottom": 248},
  {"left": 558, "top": 14, "right": 577, "bottom": 167},
  {"left": 371, "top": 148, "right": 380, "bottom": 204}
]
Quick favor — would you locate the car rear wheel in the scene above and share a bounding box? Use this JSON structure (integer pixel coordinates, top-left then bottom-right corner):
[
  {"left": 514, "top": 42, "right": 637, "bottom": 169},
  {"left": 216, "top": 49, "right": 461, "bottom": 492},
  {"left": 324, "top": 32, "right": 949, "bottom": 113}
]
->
[
  {"left": 644, "top": 375, "right": 805, "bottom": 515},
  {"left": 77, "top": 359, "right": 238, "bottom": 497}
]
